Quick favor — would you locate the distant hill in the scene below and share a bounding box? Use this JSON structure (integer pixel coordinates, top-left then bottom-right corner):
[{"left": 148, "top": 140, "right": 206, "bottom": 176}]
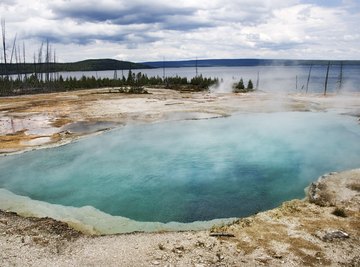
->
[
  {"left": 0, "top": 59, "right": 150, "bottom": 75},
  {"left": 3, "top": 58, "right": 360, "bottom": 75},
  {"left": 142, "top": 59, "right": 360, "bottom": 68},
  {"left": 58, "top": 59, "right": 149, "bottom": 72}
]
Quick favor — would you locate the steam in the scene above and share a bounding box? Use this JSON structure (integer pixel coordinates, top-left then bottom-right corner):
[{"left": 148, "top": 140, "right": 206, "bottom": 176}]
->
[
  {"left": 208, "top": 65, "right": 342, "bottom": 94},
  {"left": 210, "top": 77, "right": 237, "bottom": 93},
  {"left": 0, "top": 112, "right": 359, "bottom": 233},
  {"left": 58, "top": 64, "right": 360, "bottom": 94}
]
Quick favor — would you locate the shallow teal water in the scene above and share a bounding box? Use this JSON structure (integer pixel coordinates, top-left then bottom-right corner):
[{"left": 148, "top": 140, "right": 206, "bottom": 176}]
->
[{"left": 0, "top": 112, "right": 359, "bottom": 223}]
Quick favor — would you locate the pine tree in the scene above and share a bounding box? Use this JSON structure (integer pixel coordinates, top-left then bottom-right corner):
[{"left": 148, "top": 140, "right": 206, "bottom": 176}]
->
[
  {"left": 247, "top": 79, "right": 253, "bottom": 90},
  {"left": 127, "top": 70, "right": 133, "bottom": 85},
  {"left": 236, "top": 78, "right": 245, "bottom": 90}
]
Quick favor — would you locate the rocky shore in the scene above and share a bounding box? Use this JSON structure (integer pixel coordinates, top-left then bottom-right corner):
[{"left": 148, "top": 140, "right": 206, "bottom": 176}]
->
[{"left": 1, "top": 169, "right": 359, "bottom": 266}]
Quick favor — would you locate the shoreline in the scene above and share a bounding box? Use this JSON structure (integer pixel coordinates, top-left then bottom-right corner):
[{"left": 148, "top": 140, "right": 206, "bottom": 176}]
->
[
  {"left": 0, "top": 187, "right": 238, "bottom": 235},
  {"left": 1, "top": 169, "right": 359, "bottom": 266}
]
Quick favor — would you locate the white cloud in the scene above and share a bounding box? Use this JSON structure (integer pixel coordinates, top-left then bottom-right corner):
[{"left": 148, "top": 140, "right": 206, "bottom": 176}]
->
[{"left": 0, "top": 0, "right": 359, "bottom": 61}]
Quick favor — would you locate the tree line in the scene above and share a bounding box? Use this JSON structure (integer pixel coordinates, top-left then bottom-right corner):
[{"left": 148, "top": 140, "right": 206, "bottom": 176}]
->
[
  {"left": 0, "top": 70, "right": 219, "bottom": 96},
  {"left": 0, "top": 18, "right": 219, "bottom": 96},
  {"left": 232, "top": 78, "right": 254, "bottom": 93}
]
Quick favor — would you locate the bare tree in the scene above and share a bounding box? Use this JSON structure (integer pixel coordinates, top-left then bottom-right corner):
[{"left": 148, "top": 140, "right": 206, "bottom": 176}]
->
[
  {"left": 23, "top": 42, "right": 27, "bottom": 80},
  {"left": 305, "top": 64, "right": 313, "bottom": 94},
  {"left": 1, "top": 18, "right": 8, "bottom": 78},
  {"left": 0, "top": 50, "right": 3, "bottom": 79},
  {"left": 17, "top": 44, "right": 22, "bottom": 80},
  {"left": 162, "top": 56, "right": 166, "bottom": 80},
  {"left": 33, "top": 52, "right": 37, "bottom": 80},
  {"left": 337, "top": 62, "right": 343, "bottom": 93},
  {"left": 255, "top": 71, "right": 260, "bottom": 90},
  {"left": 9, "top": 33, "right": 17, "bottom": 64},
  {"left": 53, "top": 49, "right": 57, "bottom": 81},
  {"left": 195, "top": 57, "right": 198, "bottom": 77},
  {"left": 38, "top": 42, "right": 44, "bottom": 82},
  {"left": 14, "top": 44, "right": 21, "bottom": 81},
  {"left": 45, "top": 39, "right": 50, "bottom": 82},
  {"left": 324, "top": 61, "right": 331, "bottom": 96}
]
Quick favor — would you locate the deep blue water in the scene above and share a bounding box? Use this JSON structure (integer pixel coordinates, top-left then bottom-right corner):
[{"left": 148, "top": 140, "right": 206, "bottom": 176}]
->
[{"left": 0, "top": 112, "right": 359, "bottom": 223}]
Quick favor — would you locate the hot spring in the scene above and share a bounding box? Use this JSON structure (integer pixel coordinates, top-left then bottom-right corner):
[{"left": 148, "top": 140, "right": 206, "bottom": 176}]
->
[{"left": 0, "top": 112, "right": 359, "bottom": 233}]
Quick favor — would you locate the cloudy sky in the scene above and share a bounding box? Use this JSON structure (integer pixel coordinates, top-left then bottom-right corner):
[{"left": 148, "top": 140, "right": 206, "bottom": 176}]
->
[{"left": 0, "top": 0, "right": 359, "bottom": 62}]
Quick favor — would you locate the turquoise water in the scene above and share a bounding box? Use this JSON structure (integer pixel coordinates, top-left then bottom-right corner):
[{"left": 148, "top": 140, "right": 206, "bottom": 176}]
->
[{"left": 0, "top": 112, "right": 359, "bottom": 224}]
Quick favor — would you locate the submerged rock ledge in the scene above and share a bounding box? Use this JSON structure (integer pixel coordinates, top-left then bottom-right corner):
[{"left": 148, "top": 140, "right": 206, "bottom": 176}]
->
[{"left": 1, "top": 169, "right": 359, "bottom": 266}]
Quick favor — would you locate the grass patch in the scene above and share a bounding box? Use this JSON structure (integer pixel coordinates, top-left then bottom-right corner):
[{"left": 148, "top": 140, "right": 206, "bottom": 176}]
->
[
  {"left": 332, "top": 208, "right": 347, "bottom": 218},
  {"left": 347, "top": 183, "right": 360, "bottom": 192}
]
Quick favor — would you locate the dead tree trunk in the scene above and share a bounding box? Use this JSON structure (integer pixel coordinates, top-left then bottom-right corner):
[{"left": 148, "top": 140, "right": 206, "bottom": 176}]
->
[
  {"left": 17, "top": 44, "right": 22, "bottom": 80},
  {"left": 162, "top": 57, "right": 166, "bottom": 80},
  {"left": 305, "top": 64, "right": 312, "bottom": 94},
  {"left": 23, "top": 42, "right": 27, "bottom": 80},
  {"left": 324, "top": 61, "right": 330, "bottom": 96},
  {"left": 38, "top": 42, "right": 43, "bottom": 82},
  {"left": 1, "top": 18, "right": 8, "bottom": 78},
  {"left": 45, "top": 39, "right": 50, "bottom": 83},
  {"left": 337, "top": 62, "right": 343, "bottom": 93},
  {"left": 9, "top": 33, "right": 17, "bottom": 64},
  {"left": 33, "top": 52, "right": 37, "bottom": 81},
  {"left": 53, "top": 49, "right": 57, "bottom": 81},
  {"left": 14, "top": 44, "right": 21, "bottom": 81},
  {"left": 0, "top": 52, "right": 3, "bottom": 79},
  {"left": 195, "top": 57, "right": 198, "bottom": 77}
]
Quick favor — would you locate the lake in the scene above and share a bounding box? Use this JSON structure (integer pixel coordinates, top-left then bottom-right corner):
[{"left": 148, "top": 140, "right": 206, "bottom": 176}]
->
[{"left": 58, "top": 64, "right": 360, "bottom": 93}]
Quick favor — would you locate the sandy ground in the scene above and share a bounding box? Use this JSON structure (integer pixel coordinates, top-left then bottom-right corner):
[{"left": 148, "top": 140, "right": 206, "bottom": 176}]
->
[
  {"left": 0, "top": 88, "right": 360, "bottom": 266},
  {"left": 1, "top": 169, "right": 359, "bottom": 266}
]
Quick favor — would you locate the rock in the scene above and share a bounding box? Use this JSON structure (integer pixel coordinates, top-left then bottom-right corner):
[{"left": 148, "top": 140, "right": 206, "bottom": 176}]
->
[
  {"left": 273, "top": 254, "right": 283, "bottom": 259},
  {"left": 195, "top": 240, "right": 205, "bottom": 247},
  {"left": 151, "top": 260, "right": 160, "bottom": 265},
  {"left": 308, "top": 173, "right": 336, "bottom": 206},
  {"left": 256, "top": 256, "right": 272, "bottom": 265},
  {"left": 154, "top": 254, "right": 162, "bottom": 260},
  {"left": 322, "top": 230, "right": 350, "bottom": 241},
  {"left": 209, "top": 232, "right": 235, "bottom": 237},
  {"left": 175, "top": 245, "right": 185, "bottom": 251},
  {"left": 172, "top": 245, "right": 185, "bottom": 254}
]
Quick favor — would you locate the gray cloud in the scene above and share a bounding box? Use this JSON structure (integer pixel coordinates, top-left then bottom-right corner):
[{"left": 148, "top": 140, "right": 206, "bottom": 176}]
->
[
  {"left": 25, "top": 26, "right": 160, "bottom": 46},
  {"left": 257, "top": 42, "right": 304, "bottom": 51},
  {"left": 0, "top": 0, "right": 16, "bottom": 6},
  {"left": 49, "top": 1, "right": 199, "bottom": 27},
  {"left": 0, "top": 0, "right": 359, "bottom": 61}
]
